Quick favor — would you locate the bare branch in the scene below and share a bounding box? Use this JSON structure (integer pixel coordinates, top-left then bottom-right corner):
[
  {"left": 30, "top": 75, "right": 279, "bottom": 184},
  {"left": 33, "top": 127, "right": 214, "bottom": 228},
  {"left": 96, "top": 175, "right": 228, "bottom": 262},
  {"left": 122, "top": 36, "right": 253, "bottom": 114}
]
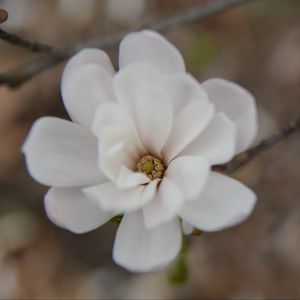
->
[
  {"left": 217, "top": 114, "right": 300, "bottom": 174},
  {"left": 0, "top": 53, "right": 69, "bottom": 87},
  {"left": 0, "top": 6, "right": 56, "bottom": 53},
  {"left": 149, "top": 0, "right": 258, "bottom": 32},
  {"left": 0, "top": 0, "right": 264, "bottom": 88},
  {"left": 0, "top": 28, "right": 58, "bottom": 54},
  {"left": 0, "top": 8, "right": 8, "bottom": 23}
]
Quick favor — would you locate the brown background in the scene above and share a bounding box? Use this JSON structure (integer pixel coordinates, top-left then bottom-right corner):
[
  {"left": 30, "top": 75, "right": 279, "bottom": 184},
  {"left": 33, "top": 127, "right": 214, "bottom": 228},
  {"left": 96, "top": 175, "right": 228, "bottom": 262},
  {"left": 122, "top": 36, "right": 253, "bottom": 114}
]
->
[{"left": 0, "top": 0, "right": 300, "bottom": 298}]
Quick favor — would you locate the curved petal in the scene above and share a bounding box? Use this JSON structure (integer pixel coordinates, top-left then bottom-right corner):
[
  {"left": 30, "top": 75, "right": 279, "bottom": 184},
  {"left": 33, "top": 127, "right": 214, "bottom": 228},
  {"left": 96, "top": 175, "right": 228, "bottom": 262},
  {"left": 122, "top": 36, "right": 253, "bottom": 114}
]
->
[
  {"left": 134, "top": 86, "right": 173, "bottom": 157},
  {"left": 22, "top": 117, "right": 106, "bottom": 187},
  {"left": 117, "top": 166, "right": 150, "bottom": 189},
  {"left": 181, "top": 113, "right": 236, "bottom": 165},
  {"left": 162, "top": 73, "right": 209, "bottom": 114},
  {"left": 163, "top": 100, "right": 214, "bottom": 163},
  {"left": 97, "top": 125, "right": 136, "bottom": 182},
  {"left": 63, "top": 48, "right": 115, "bottom": 77},
  {"left": 181, "top": 220, "right": 194, "bottom": 235},
  {"left": 143, "top": 178, "right": 184, "bottom": 229},
  {"left": 93, "top": 102, "right": 146, "bottom": 159},
  {"left": 83, "top": 179, "right": 158, "bottom": 212},
  {"left": 119, "top": 30, "right": 185, "bottom": 74},
  {"left": 113, "top": 62, "right": 161, "bottom": 115},
  {"left": 180, "top": 172, "right": 257, "bottom": 232},
  {"left": 45, "top": 187, "right": 112, "bottom": 234},
  {"left": 113, "top": 210, "right": 182, "bottom": 272},
  {"left": 202, "top": 78, "right": 257, "bottom": 153},
  {"left": 165, "top": 156, "right": 210, "bottom": 201},
  {"left": 62, "top": 64, "right": 115, "bottom": 131}
]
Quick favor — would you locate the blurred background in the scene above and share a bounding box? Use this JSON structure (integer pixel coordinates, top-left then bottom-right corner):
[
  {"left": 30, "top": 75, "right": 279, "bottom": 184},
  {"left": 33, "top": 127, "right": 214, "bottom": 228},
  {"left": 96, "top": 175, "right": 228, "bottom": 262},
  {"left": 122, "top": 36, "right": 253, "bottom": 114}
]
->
[{"left": 0, "top": 0, "right": 300, "bottom": 298}]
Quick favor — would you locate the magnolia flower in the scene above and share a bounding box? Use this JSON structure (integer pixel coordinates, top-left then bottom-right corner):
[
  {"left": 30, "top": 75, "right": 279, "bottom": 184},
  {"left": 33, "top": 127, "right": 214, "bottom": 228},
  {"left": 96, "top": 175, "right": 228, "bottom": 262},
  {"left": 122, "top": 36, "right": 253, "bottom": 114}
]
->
[{"left": 23, "top": 30, "right": 257, "bottom": 272}]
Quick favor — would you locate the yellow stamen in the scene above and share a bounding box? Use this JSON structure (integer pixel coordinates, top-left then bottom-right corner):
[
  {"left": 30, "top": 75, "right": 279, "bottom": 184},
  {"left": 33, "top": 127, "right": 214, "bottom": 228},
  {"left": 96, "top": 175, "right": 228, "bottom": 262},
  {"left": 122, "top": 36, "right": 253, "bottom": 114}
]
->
[{"left": 137, "top": 154, "right": 165, "bottom": 180}]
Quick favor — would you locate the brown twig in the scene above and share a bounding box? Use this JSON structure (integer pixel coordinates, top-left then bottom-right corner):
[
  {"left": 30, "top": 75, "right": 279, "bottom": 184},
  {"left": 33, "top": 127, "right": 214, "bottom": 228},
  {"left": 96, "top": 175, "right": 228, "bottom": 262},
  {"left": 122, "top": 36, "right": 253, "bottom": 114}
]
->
[
  {"left": 0, "top": 53, "right": 69, "bottom": 87},
  {"left": 0, "top": 7, "right": 56, "bottom": 53},
  {"left": 0, "top": 0, "right": 264, "bottom": 88},
  {"left": 0, "top": 28, "right": 58, "bottom": 54},
  {"left": 0, "top": 8, "right": 8, "bottom": 23},
  {"left": 218, "top": 114, "right": 300, "bottom": 174},
  {"left": 150, "top": 0, "right": 258, "bottom": 32}
]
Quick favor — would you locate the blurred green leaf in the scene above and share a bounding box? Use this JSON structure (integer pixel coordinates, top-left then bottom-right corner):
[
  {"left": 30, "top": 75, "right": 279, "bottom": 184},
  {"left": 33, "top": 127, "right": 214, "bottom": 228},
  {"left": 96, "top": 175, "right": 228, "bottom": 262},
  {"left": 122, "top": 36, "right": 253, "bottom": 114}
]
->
[
  {"left": 168, "top": 239, "right": 189, "bottom": 284},
  {"left": 168, "top": 255, "right": 188, "bottom": 284}
]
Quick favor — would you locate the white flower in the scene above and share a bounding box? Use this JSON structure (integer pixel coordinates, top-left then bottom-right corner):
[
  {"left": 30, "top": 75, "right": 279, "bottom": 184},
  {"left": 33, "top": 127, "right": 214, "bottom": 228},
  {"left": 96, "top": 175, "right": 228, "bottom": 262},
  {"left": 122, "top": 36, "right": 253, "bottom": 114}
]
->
[{"left": 22, "top": 30, "right": 257, "bottom": 272}]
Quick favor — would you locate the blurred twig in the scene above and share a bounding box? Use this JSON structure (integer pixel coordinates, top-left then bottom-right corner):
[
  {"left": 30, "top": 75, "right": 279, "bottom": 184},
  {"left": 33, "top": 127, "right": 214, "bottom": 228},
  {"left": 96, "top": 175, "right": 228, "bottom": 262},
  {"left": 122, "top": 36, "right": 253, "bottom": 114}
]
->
[
  {"left": 0, "top": 53, "right": 69, "bottom": 87},
  {"left": 0, "top": 7, "right": 55, "bottom": 53},
  {"left": 0, "top": 0, "right": 262, "bottom": 88},
  {"left": 150, "top": 0, "right": 258, "bottom": 32},
  {"left": 0, "top": 28, "right": 58, "bottom": 54},
  {"left": 219, "top": 114, "right": 300, "bottom": 174},
  {"left": 0, "top": 8, "right": 8, "bottom": 23}
]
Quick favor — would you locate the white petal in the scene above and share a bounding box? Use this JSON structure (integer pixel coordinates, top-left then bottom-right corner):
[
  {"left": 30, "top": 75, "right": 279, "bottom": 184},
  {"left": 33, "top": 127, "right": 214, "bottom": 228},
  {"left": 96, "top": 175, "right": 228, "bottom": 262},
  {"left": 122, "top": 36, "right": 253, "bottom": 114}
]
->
[
  {"left": 135, "top": 86, "right": 173, "bottom": 157},
  {"left": 162, "top": 73, "right": 209, "bottom": 114},
  {"left": 45, "top": 187, "right": 112, "bottom": 234},
  {"left": 202, "top": 78, "right": 257, "bottom": 153},
  {"left": 97, "top": 126, "right": 135, "bottom": 182},
  {"left": 165, "top": 156, "right": 210, "bottom": 201},
  {"left": 119, "top": 30, "right": 185, "bottom": 74},
  {"left": 62, "top": 64, "right": 115, "bottom": 131},
  {"left": 143, "top": 178, "right": 184, "bottom": 229},
  {"left": 83, "top": 180, "right": 158, "bottom": 212},
  {"left": 22, "top": 117, "right": 106, "bottom": 187},
  {"left": 181, "top": 113, "right": 236, "bottom": 165},
  {"left": 113, "top": 210, "right": 182, "bottom": 272},
  {"left": 113, "top": 62, "right": 161, "bottom": 115},
  {"left": 93, "top": 102, "right": 146, "bottom": 159},
  {"left": 181, "top": 220, "right": 193, "bottom": 235},
  {"left": 63, "top": 48, "right": 115, "bottom": 77},
  {"left": 180, "top": 172, "right": 257, "bottom": 232},
  {"left": 163, "top": 100, "right": 214, "bottom": 163},
  {"left": 117, "top": 166, "right": 150, "bottom": 189},
  {"left": 100, "top": 150, "right": 134, "bottom": 184}
]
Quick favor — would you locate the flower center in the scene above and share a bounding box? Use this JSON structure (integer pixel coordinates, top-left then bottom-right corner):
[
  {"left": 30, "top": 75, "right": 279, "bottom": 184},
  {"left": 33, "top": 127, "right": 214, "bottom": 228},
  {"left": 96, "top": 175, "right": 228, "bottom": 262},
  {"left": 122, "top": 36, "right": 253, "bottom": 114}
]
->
[{"left": 136, "top": 154, "right": 165, "bottom": 180}]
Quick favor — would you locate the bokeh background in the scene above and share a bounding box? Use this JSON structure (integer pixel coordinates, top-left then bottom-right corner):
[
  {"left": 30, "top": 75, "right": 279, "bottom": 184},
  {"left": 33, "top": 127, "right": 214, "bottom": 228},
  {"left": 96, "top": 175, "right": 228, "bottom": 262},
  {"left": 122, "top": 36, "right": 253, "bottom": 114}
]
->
[{"left": 0, "top": 0, "right": 300, "bottom": 298}]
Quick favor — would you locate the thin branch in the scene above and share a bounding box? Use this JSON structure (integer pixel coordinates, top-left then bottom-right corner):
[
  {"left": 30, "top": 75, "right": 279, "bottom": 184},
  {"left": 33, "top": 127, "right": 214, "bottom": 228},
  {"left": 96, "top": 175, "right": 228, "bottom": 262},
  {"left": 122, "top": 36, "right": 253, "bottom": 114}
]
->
[
  {"left": 150, "top": 0, "right": 258, "bottom": 32},
  {"left": 0, "top": 53, "right": 69, "bottom": 87},
  {"left": 86, "top": 0, "right": 259, "bottom": 47},
  {"left": 0, "top": 8, "right": 8, "bottom": 23},
  {"left": 218, "top": 114, "right": 300, "bottom": 174},
  {"left": 0, "top": 0, "right": 263, "bottom": 88},
  {"left": 0, "top": 28, "right": 58, "bottom": 54}
]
